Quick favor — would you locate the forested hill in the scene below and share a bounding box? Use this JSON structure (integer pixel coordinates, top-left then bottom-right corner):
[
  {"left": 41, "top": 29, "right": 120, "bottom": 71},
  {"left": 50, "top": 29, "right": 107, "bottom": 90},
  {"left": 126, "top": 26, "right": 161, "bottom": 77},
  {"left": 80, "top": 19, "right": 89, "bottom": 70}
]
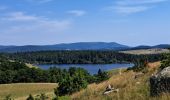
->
[
  {"left": 4, "top": 51, "right": 163, "bottom": 64},
  {"left": 0, "top": 42, "right": 129, "bottom": 52}
]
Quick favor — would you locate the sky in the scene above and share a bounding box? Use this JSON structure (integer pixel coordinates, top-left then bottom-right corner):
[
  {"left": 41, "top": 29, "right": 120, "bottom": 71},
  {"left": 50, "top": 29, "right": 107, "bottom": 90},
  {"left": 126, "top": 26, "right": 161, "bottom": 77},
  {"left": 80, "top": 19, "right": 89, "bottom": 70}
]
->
[{"left": 0, "top": 0, "right": 170, "bottom": 46}]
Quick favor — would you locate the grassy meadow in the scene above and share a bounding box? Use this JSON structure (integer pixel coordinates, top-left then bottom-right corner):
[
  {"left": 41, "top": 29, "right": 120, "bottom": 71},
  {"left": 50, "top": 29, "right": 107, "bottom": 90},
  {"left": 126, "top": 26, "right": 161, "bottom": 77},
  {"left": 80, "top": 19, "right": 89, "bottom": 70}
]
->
[
  {"left": 120, "top": 49, "right": 170, "bottom": 55},
  {"left": 0, "top": 83, "right": 57, "bottom": 100}
]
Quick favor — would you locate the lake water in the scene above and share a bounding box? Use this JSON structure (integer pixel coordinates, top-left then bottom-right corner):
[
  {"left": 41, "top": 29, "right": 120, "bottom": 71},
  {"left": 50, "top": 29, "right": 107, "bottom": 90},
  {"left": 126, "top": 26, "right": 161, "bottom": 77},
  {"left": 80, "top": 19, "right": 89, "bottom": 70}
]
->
[{"left": 38, "top": 64, "right": 134, "bottom": 75}]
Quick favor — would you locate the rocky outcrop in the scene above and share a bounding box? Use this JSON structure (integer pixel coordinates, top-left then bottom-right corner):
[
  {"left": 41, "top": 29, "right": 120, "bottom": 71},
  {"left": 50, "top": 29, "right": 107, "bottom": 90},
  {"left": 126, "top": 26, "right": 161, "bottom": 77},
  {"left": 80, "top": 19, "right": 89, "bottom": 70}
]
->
[
  {"left": 103, "top": 84, "right": 119, "bottom": 95},
  {"left": 150, "top": 66, "right": 170, "bottom": 96}
]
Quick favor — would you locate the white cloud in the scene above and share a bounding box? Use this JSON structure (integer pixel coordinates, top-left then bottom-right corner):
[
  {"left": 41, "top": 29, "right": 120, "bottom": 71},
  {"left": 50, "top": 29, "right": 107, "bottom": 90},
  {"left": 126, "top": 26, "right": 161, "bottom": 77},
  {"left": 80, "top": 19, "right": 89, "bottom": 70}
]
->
[
  {"left": 116, "top": 0, "right": 168, "bottom": 5},
  {"left": 67, "top": 10, "right": 86, "bottom": 17},
  {"left": 105, "top": 0, "right": 168, "bottom": 15},
  {"left": 4, "top": 12, "right": 38, "bottom": 21},
  {"left": 107, "top": 6, "right": 151, "bottom": 15},
  {"left": 0, "top": 12, "right": 72, "bottom": 34}
]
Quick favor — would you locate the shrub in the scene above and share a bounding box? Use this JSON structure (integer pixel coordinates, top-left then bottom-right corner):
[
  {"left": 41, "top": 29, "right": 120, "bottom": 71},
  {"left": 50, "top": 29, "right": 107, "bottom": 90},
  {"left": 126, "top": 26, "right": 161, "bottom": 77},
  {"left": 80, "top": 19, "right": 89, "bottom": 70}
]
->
[
  {"left": 4, "top": 94, "right": 14, "bottom": 100},
  {"left": 54, "top": 68, "right": 88, "bottom": 96},
  {"left": 26, "top": 94, "right": 34, "bottom": 100},
  {"left": 160, "top": 54, "right": 170, "bottom": 69},
  {"left": 96, "top": 69, "right": 109, "bottom": 83}
]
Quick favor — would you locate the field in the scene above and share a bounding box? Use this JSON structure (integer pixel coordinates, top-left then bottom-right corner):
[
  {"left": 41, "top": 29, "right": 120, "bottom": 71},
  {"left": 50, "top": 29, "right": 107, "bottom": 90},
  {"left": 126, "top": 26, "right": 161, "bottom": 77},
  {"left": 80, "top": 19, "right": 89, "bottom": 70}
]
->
[
  {"left": 120, "top": 48, "right": 169, "bottom": 55},
  {"left": 71, "top": 62, "right": 170, "bottom": 100},
  {"left": 0, "top": 83, "right": 57, "bottom": 100}
]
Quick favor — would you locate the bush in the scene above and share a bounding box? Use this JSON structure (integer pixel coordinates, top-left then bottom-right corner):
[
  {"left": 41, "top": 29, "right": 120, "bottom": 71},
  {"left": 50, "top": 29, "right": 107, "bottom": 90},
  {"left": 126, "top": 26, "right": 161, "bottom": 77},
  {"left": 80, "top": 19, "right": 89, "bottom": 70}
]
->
[
  {"left": 4, "top": 94, "right": 14, "bottom": 100},
  {"left": 127, "top": 58, "right": 148, "bottom": 72},
  {"left": 96, "top": 69, "right": 109, "bottom": 83},
  {"left": 160, "top": 54, "right": 170, "bottom": 69},
  {"left": 26, "top": 94, "right": 34, "bottom": 100},
  {"left": 34, "top": 93, "right": 48, "bottom": 100},
  {"left": 55, "top": 68, "right": 88, "bottom": 96}
]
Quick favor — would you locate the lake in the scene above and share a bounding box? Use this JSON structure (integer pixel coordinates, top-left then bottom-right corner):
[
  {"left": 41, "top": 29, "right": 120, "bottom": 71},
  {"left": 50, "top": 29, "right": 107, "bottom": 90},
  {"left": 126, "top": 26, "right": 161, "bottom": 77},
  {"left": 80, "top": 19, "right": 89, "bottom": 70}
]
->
[{"left": 38, "top": 64, "right": 134, "bottom": 75}]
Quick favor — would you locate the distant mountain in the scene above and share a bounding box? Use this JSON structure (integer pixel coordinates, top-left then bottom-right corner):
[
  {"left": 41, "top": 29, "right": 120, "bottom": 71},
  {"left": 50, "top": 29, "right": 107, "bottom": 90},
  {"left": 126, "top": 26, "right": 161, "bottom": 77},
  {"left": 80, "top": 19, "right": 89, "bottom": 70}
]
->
[
  {"left": 0, "top": 43, "right": 169, "bottom": 53},
  {"left": 153, "top": 44, "right": 170, "bottom": 49},
  {"left": 0, "top": 42, "right": 130, "bottom": 52},
  {"left": 129, "top": 45, "right": 152, "bottom": 50},
  {"left": 129, "top": 44, "right": 170, "bottom": 50},
  {"left": 0, "top": 45, "right": 16, "bottom": 50}
]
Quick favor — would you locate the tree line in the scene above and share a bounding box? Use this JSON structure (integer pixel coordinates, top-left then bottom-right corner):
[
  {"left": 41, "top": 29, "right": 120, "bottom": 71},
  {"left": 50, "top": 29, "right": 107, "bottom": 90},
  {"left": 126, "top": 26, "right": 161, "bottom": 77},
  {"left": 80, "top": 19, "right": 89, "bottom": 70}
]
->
[
  {"left": 0, "top": 55, "right": 108, "bottom": 85},
  {"left": 3, "top": 50, "right": 163, "bottom": 64}
]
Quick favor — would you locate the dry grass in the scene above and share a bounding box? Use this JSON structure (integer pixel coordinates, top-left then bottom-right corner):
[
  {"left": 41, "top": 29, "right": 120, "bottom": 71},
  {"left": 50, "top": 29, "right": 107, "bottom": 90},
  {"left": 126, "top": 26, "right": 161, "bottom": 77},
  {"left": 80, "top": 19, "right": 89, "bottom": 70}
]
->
[
  {"left": 71, "top": 62, "right": 170, "bottom": 100},
  {"left": 120, "top": 49, "right": 170, "bottom": 55},
  {"left": 0, "top": 83, "right": 57, "bottom": 100}
]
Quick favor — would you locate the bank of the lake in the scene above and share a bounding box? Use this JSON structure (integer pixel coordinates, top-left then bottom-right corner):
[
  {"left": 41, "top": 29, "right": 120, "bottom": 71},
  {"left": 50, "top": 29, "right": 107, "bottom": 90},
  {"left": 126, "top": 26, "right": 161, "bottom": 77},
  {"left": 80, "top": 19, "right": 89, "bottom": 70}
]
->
[{"left": 37, "top": 63, "right": 134, "bottom": 75}]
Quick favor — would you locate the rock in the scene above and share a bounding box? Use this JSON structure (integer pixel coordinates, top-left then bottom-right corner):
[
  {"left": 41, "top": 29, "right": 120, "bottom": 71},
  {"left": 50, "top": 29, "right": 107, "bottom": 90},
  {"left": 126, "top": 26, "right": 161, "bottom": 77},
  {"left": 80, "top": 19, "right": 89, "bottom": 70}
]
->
[
  {"left": 113, "top": 89, "right": 119, "bottom": 93},
  {"left": 157, "top": 67, "right": 170, "bottom": 78},
  {"left": 134, "top": 72, "right": 144, "bottom": 79},
  {"left": 103, "top": 90, "right": 114, "bottom": 95},
  {"left": 103, "top": 84, "right": 119, "bottom": 95},
  {"left": 150, "top": 66, "right": 170, "bottom": 96},
  {"left": 106, "top": 84, "right": 113, "bottom": 91}
]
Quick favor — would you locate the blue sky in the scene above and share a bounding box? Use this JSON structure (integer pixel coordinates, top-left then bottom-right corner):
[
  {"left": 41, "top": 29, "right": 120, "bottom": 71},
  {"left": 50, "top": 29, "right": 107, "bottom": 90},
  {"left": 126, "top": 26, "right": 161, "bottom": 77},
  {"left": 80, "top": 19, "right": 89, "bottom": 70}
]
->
[{"left": 0, "top": 0, "right": 170, "bottom": 46}]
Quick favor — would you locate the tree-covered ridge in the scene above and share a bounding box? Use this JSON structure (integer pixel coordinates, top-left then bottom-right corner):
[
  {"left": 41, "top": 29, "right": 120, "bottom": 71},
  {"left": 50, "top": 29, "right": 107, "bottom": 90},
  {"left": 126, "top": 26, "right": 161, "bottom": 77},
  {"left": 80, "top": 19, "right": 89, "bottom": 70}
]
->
[
  {"left": 0, "top": 55, "right": 108, "bottom": 86},
  {"left": 4, "top": 50, "right": 163, "bottom": 64}
]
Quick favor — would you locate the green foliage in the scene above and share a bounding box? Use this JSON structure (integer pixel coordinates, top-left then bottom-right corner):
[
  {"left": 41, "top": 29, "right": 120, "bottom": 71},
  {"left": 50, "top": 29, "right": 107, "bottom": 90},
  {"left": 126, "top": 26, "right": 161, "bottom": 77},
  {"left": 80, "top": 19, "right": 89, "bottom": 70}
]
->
[
  {"left": 26, "top": 93, "right": 48, "bottom": 100},
  {"left": 127, "top": 57, "right": 148, "bottom": 72},
  {"left": 4, "top": 94, "right": 14, "bottom": 100},
  {"left": 27, "top": 94, "right": 34, "bottom": 100},
  {"left": 54, "top": 67, "right": 110, "bottom": 96},
  {"left": 160, "top": 53, "right": 170, "bottom": 69},
  {"left": 35, "top": 93, "right": 48, "bottom": 100},
  {"left": 4, "top": 51, "right": 162, "bottom": 64},
  {"left": 55, "top": 67, "right": 88, "bottom": 96},
  {"left": 58, "top": 96, "right": 71, "bottom": 100},
  {"left": 0, "top": 56, "right": 96, "bottom": 86},
  {"left": 96, "top": 69, "right": 109, "bottom": 83},
  {"left": 39, "top": 93, "right": 49, "bottom": 100}
]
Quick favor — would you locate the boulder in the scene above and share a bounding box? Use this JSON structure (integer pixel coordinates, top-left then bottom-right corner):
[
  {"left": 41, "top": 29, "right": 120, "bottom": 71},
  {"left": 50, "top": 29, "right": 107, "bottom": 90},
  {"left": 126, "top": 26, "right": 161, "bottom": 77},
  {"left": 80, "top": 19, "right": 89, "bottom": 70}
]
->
[
  {"left": 103, "top": 84, "right": 119, "bottom": 95},
  {"left": 150, "top": 66, "right": 170, "bottom": 96}
]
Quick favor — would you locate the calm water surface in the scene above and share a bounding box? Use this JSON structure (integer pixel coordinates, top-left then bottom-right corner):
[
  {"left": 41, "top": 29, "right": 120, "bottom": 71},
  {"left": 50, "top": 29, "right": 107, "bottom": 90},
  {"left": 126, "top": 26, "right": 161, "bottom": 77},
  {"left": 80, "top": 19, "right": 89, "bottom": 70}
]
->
[{"left": 38, "top": 64, "right": 134, "bottom": 75}]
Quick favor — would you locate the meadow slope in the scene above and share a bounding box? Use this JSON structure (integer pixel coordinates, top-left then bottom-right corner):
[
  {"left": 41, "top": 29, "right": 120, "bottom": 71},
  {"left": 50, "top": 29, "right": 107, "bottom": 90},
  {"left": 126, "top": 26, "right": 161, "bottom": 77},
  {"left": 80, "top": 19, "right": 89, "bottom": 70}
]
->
[{"left": 71, "top": 62, "right": 170, "bottom": 100}]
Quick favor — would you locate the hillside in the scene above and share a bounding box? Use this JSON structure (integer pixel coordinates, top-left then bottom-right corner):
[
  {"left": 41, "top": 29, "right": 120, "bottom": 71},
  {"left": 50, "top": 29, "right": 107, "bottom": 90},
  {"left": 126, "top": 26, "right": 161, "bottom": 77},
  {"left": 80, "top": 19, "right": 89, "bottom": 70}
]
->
[
  {"left": 0, "top": 42, "right": 129, "bottom": 52},
  {"left": 71, "top": 62, "right": 170, "bottom": 100}
]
